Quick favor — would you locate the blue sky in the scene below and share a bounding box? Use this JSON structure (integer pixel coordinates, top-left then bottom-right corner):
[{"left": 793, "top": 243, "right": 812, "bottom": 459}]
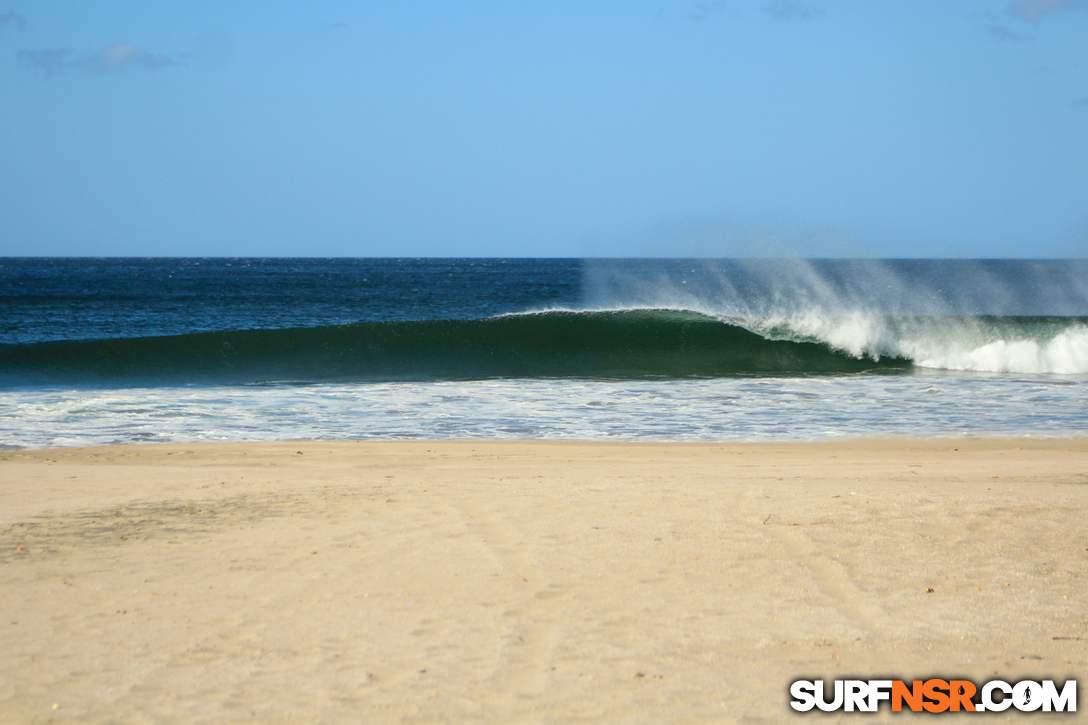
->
[{"left": 1, "top": 1, "right": 1086, "bottom": 257}]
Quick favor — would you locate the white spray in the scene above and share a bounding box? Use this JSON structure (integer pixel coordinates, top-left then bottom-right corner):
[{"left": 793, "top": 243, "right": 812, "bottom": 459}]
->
[{"left": 581, "top": 259, "right": 1088, "bottom": 374}]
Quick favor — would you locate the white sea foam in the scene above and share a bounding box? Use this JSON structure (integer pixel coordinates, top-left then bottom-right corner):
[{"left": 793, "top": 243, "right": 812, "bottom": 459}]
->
[
  {"left": 738, "top": 314, "right": 1088, "bottom": 374},
  {"left": 912, "top": 326, "right": 1088, "bottom": 374},
  {"left": 2, "top": 375, "right": 1086, "bottom": 449}
]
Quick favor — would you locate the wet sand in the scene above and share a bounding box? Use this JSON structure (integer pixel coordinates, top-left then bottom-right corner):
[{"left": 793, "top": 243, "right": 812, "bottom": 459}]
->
[{"left": 1, "top": 439, "right": 1086, "bottom": 722}]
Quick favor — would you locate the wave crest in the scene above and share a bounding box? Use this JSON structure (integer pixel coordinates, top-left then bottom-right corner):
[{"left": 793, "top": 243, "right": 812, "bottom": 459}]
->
[
  {"left": 0, "top": 309, "right": 905, "bottom": 386},
  {"left": 2, "top": 308, "right": 1086, "bottom": 386}
]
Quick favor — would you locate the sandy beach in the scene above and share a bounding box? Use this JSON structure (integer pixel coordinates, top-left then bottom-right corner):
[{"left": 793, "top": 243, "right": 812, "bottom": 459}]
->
[{"left": 1, "top": 438, "right": 1085, "bottom": 722}]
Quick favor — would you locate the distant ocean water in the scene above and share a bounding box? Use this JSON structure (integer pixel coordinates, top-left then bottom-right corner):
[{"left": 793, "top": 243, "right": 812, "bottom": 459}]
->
[{"left": 2, "top": 258, "right": 1086, "bottom": 448}]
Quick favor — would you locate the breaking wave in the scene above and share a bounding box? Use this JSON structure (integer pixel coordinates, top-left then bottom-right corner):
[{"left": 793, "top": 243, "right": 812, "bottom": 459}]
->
[{"left": 2, "top": 308, "right": 1085, "bottom": 387}]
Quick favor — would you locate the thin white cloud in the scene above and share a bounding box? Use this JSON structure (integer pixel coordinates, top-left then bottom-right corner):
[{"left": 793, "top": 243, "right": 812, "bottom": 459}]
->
[
  {"left": 763, "top": 0, "right": 824, "bottom": 21},
  {"left": 78, "top": 43, "right": 177, "bottom": 73},
  {"left": 17, "top": 43, "right": 180, "bottom": 77},
  {"left": 1008, "top": 0, "right": 1084, "bottom": 22},
  {"left": 17, "top": 48, "right": 73, "bottom": 77},
  {"left": 687, "top": 1, "right": 727, "bottom": 22},
  {"left": 989, "top": 24, "right": 1032, "bottom": 40},
  {"left": 0, "top": 8, "right": 26, "bottom": 30}
]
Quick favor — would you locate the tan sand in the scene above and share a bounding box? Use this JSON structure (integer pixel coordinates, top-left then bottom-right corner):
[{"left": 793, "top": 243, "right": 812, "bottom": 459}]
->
[{"left": 0, "top": 438, "right": 1086, "bottom": 723}]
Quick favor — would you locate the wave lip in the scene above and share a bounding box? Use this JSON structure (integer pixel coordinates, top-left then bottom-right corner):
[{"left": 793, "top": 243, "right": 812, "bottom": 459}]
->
[{"left": 0, "top": 309, "right": 909, "bottom": 387}]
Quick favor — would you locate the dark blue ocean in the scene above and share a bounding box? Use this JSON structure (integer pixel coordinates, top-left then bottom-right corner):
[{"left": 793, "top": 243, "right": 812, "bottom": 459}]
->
[{"left": 2, "top": 258, "right": 1087, "bottom": 448}]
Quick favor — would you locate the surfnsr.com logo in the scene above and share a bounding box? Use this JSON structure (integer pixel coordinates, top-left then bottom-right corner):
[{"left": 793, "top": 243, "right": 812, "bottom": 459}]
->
[{"left": 790, "top": 679, "right": 1076, "bottom": 713}]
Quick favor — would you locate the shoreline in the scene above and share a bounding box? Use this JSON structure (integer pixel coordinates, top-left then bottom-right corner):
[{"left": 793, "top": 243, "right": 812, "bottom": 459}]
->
[{"left": 2, "top": 438, "right": 1086, "bottom": 721}]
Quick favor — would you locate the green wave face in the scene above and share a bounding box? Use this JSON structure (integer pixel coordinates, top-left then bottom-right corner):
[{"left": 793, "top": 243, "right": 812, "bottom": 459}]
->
[{"left": 0, "top": 310, "right": 910, "bottom": 386}]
